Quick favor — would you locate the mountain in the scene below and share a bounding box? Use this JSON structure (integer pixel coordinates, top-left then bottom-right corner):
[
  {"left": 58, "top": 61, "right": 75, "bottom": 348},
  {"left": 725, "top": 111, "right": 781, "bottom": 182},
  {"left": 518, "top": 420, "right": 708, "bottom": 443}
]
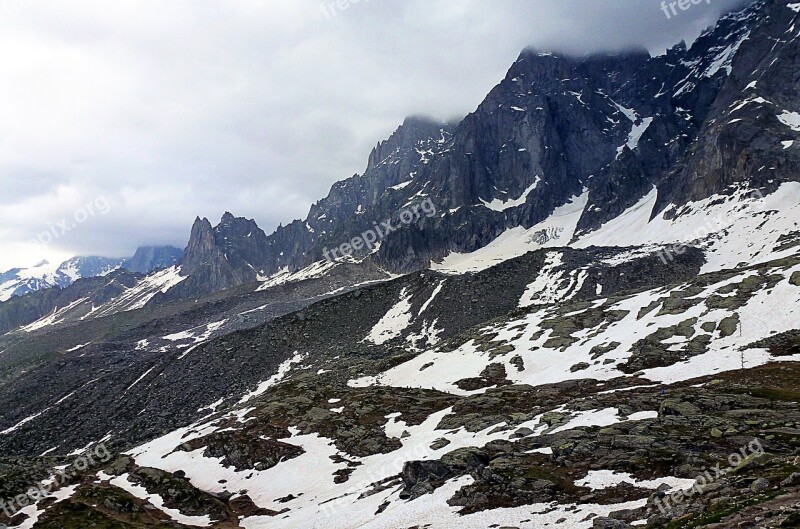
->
[
  {"left": 177, "top": 213, "right": 273, "bottom": 294},
  {"left": 0, "top": 1, "right": 799, "bottom": 528},
  {"left": 121, "top": 245, "right": 183, "bottom": 274},
  {"left": 121, "top": 0, "right": 796, "bottom": 294},
  {"left": 0, "top": 257, "right": 124, "bottom": 302},
  {"left": 0, "top": 246, "right": 183, "bottom": 303}
]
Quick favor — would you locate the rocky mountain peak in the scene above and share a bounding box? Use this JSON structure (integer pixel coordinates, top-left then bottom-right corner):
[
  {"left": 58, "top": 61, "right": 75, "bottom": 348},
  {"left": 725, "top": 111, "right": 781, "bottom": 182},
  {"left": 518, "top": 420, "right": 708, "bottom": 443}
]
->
[
  {"left": 177, "top": 213, "right": 273, "bottom": 296},
  {"left": 181, "top": 217, "right": 216, "bottom": 270},
  {"left": 121, "top": 246, "right": 183, "bottom": 274},
  {"left": 365, "top": 115, "right": 452, "bottom": 173},
  {"left": 75, "top": 0, "right": 798, "bottom": 297}
]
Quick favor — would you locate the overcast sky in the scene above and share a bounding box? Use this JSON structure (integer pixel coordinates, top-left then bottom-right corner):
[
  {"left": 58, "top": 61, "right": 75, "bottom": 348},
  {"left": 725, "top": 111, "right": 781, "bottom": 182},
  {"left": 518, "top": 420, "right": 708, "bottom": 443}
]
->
[{"left": 0, "top": 0, "right": 752, "bottom": 270}]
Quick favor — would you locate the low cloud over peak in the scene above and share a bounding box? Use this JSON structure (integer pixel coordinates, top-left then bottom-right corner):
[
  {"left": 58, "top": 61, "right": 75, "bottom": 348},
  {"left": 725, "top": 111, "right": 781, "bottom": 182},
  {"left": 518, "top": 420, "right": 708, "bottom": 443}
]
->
[{"left": 0, "top": 0, "right": 752, "bottom": 270}]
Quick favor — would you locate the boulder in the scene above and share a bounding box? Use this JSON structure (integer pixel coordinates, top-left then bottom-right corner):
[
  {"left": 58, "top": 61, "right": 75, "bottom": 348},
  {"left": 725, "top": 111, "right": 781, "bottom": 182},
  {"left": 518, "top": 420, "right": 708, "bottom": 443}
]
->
[{"left": 593, "top": 518, "right": 632, "bottom": 528}]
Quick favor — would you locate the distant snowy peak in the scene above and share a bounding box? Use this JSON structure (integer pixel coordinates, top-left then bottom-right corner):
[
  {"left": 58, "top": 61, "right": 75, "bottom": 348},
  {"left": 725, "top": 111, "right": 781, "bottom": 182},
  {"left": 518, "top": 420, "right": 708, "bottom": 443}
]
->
[
  {"left": 0, "top": 247, "right": 185, "bottom": 303},
  {"left": 0, "top": 256, "right": 123, "bottom": 302},
  {"left": 60, "top": 256, "right": 124, "bottom": 281}
]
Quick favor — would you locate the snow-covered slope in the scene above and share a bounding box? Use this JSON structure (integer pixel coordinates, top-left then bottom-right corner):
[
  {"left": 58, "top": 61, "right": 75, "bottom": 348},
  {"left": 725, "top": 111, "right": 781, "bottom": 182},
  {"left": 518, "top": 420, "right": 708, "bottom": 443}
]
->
[
  {"left": 575, "top": 182, "right": 800, "bottom": 273},
  {"left": 0, "top": 248, "right": 183, "bottom": 303},
  {"left": 354, "top": 255, "right": 800, "bottom": 395},
  {"left": 431, "top": 181, "right": 799, "bottom": 276}
]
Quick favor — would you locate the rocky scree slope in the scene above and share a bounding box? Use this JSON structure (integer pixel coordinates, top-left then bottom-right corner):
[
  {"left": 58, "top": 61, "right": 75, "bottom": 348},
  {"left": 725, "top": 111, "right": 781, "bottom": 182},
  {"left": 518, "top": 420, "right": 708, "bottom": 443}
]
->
[{"left": 0, "top": 245, "right": 798, "bottom": 528}]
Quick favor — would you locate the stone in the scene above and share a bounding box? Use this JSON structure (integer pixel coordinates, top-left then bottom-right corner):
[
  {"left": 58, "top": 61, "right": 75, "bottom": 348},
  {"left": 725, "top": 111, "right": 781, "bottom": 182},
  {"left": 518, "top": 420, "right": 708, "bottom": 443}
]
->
[
  {"left": 509, "top": 355, "right": 525, "bottom": 372},
  {"left": 781, "top": 473, "right": 800, "bottom": 487},
  {"left": 511, "top": 427, "right": 535, "bottom": 439},
  {"left": 541, "top": 411, "right": 569, "bottom": 428},
  {"left": 592, "top": 517, "right": 632, "bottom": 528},
  {"left": 717, "top": 314, "right": 740, "bottom": 338},
  {"left": 400, "top": 460, "right": 453, "bottom": 499},
  {"left": 430, "top": 438, "right": 451, "bottom": 451},
  {"left": 659, "top": 400, "right": 700, "bottom": 417},
  {"left": 751, "top": 477, "right": 770, "bottom": 492}
]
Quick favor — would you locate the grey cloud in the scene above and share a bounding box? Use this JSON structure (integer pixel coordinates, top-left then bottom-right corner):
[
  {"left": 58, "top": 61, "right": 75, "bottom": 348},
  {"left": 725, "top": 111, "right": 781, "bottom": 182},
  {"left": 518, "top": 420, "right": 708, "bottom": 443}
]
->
[{"left": 0, "top": 0, "right": 752, "bottom": 269}]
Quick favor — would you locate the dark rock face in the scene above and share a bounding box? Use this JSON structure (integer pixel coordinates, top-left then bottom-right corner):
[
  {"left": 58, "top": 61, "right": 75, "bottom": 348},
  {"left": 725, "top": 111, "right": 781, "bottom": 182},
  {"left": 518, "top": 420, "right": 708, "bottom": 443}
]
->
[
  {"left": 121, "top": 246, "right": 182, "bottom": 274},
  {"left": 657, "top": 0, "right": 800, "bottom": 212},
  {"left": 152, "top": 0, "right": 798, "bottom": 294},
  {"left": 174, "top": 214, "right": 275, "bottom": 296},
  {"left": 290, "top": 0, "right": 792, "bottom": 272}
]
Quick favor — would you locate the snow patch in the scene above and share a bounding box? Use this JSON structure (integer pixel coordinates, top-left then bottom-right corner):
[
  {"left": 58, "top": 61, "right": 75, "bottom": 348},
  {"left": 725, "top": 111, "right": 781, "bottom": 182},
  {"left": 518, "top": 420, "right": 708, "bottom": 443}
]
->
[
  {"left": 364, "top": 287, "right": 414, "bottom": 345},
  {"left": 239, "top": 351, "right": 307, "bottom": 404},
  {"left": 576, "top": 470, "right": 696, "bottom": 492},
  {"left": 778, "top": 110, "right": 800, "bottom": 132},
  {"left": 479, "top": 177, "right": 540, "bottom": 212},
  {"left": 433, "top": 190, "right": 589, "bottom": 274}
]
